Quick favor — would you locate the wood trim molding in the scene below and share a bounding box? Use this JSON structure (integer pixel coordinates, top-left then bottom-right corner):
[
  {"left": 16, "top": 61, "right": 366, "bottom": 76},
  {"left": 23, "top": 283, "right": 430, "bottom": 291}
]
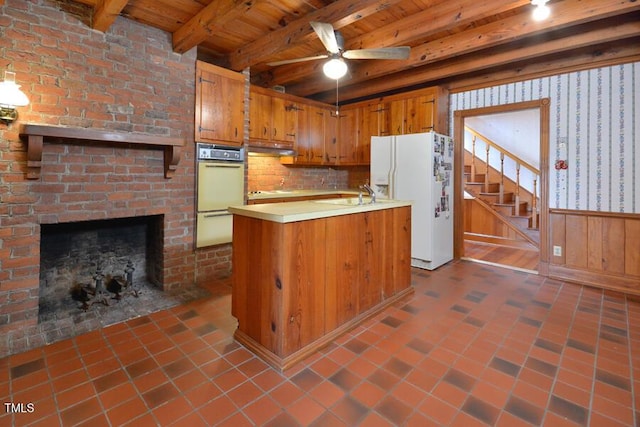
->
[
  {"left": 19, "top": 124, "right": 185, "bottom": 179},
  {"left": 549, "top": 265, "right": 640, "bottom": 296},
  {"left": 454, "top": 98, "right": 550, "bottom": 268},
  {"left": 549, "top": 208, "right": 640, "bottom": 220}
]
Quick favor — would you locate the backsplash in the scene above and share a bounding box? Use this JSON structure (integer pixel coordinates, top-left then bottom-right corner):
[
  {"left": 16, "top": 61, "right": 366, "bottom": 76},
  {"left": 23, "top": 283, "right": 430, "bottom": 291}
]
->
[{"left": 246, "top": 156, "right": 351, "bottom": 191}]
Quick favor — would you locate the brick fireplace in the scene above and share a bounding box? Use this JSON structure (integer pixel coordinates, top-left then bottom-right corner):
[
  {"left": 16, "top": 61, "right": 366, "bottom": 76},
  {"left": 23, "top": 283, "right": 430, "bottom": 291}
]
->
[
  {"left": 0, "top": 1, "right": 210, "bottom": 357},
  {"left": 0, "top": 128, "right": 200, "bottom": 353}
]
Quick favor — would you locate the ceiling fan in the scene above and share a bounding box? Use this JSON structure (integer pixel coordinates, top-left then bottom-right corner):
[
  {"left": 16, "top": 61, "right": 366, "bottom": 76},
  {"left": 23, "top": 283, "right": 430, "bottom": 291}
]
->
[{"left": 267, "top": 22, "right": 411, "bottom": 79}]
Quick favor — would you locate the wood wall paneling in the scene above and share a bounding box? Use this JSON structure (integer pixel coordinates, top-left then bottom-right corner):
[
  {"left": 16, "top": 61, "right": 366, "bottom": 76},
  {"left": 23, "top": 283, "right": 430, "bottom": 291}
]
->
[
  {"left": 549, "top": 209, "right": 640, "bottom": 295},
  {"left": 626, "top": 220, "right": 640, "bottom": 277},
  {"left": 564, "top": 215, "right": 588, "bottom": 269}
]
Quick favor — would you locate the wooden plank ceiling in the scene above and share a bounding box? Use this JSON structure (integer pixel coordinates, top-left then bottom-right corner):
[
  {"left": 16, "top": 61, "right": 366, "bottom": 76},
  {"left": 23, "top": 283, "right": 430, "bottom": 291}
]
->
[{"left": 61, "top": 0, "right": 640, "bottom": 104}]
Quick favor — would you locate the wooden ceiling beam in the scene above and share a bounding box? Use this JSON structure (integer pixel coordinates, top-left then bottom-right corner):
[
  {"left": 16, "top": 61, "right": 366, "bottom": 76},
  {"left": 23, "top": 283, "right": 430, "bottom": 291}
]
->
[
  {"left": 308, "top": 21, "right": 640, "bottom": 103},
  {"left": 287, "top": 0, "right": 640, "bottom": 96},
  {"left": 92, "top": 0, "right": 128, "bottom": 32},
  {"left": 226, "top": 0, "right": 406, "bottom": 71},
  {"left": 448, "top": 45, "right": 640, "bottom": 94},
  {"left": 172, "top": 0, "right": 257, "bottom": 54},
  {"left": 352, "top": 0, "right": 530, "bottom": 49},
  {"left": 256, "top": 0, "right": 529, "bottom": 86}
]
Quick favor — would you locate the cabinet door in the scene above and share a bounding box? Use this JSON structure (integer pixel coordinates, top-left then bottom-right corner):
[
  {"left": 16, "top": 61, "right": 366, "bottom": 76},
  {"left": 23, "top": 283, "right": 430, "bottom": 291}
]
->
[
  {"left": 376, "top": 103, "right": 391, "bottom": 137},
  {"left": 293, "top": 105, "right": 310, "bottom": 164},
  {"left": 324, "top": 109, "right": 338, "bottom": 164},
  {"left": 406, "top": 94, "right": 435, "bottom": 134},
  {"left": 249, "top": 90, "right": 272, "bottom": 141},
  {"left": 337, "top": 108, "right": 358, "bottom": 164},
  {"left": 357, "top": 104, "right": 378, "bottom": 164},
  {"left": 196, "top": 65, "right": 245, "bottom": 144},
  {"left": 389, "top": 99, "right": 405, "bottom": 135},
  {"left": 271, "top": 97, "right": 297, "bottom": 143},
  {"left": 307, "top": 105, "right": 325, "bottom": 165}
]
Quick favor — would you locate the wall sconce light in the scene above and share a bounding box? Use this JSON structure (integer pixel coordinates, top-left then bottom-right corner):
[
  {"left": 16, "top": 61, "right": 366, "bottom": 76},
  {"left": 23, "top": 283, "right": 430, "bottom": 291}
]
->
[
  {"left": 323, "top": 57, "right": 348, "bottom": 80},
  {"left": 0, "top": 71, "right": 30, "bottom": 124},
  {"left": 531, "top": 0, "right": 551, "bottom": 21}
]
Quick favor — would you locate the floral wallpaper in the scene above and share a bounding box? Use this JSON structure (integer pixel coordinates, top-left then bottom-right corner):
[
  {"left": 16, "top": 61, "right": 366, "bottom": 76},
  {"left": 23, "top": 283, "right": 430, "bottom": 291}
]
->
[{"left": 450, "top": 61, "right": 640, "bottom": 213}]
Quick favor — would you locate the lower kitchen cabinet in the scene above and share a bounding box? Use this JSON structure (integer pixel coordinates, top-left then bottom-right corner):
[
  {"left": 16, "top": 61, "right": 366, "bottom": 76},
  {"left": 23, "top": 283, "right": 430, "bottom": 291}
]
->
[{"left": 231, "top": 204, "right": 412, "bottom": 370}]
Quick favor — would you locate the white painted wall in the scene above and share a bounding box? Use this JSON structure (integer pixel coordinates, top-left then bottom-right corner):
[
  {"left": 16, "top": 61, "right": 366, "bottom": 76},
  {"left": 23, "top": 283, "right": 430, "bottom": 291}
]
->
[{"left": 465, "top": 110, "right": 540, "bottom": 196}]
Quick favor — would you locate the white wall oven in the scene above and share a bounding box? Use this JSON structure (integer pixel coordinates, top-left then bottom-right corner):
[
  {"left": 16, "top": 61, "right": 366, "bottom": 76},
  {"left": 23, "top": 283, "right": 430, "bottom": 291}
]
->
[{"left": 196, "top": 143, "right": 245, "bottom": 247}]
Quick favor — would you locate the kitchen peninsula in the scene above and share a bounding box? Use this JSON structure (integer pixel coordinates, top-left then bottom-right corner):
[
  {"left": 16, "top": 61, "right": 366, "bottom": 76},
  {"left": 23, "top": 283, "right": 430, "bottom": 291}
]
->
[{"left": 229, "top": 198, "right": 413, "bottom": 370}]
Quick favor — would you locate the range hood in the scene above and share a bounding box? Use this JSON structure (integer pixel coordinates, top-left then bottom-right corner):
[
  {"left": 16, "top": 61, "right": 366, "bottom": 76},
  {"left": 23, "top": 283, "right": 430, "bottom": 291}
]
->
[{"left": 246, "top": 141, "right": 296, "bottom": 157}]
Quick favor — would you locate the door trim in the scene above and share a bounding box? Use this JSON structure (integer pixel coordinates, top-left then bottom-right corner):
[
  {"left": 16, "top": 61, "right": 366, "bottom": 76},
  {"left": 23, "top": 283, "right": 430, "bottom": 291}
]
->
[{"left": 453, "top": 98, "right": 550, "bottom": 275}]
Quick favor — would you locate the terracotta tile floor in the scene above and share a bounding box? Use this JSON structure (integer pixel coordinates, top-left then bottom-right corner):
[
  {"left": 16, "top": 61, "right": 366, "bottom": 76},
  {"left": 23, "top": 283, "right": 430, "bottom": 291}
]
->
[{"left": 2, "top": 260, "right": 639, "bottom": 426}]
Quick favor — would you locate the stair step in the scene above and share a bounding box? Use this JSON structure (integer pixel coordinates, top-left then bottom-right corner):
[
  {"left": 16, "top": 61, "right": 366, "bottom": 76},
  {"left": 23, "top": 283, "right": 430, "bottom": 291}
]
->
[
  {"left": 509, "top": 215, "right": 532, "bottom": 228},
  {"left": 478, "top": 192, "right": 513, "bottom": 204},
  {"left": 494, "top": 200, "right": 528, "bottom": 215},
  {"left": 465, "top": 182, "right": 500, "bottom": 193}
]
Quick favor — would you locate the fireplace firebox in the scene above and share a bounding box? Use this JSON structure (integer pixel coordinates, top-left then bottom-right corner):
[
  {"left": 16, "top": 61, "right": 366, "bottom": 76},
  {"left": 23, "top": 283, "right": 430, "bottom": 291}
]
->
[{"left": 39, "top": 215, "right": 164, "bottom": 324}]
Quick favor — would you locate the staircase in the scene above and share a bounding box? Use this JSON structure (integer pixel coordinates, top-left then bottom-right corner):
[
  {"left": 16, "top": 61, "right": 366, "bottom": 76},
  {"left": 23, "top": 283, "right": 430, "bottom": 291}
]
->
[{"left": 464, "top": 127, "right": 540, "bottom": 248}]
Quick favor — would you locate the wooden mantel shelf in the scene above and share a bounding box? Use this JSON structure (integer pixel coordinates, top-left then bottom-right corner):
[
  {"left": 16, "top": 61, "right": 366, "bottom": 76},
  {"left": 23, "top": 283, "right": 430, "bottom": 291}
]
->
[{"left": 19, "top": 124, "right": 185, "bottom": 179}]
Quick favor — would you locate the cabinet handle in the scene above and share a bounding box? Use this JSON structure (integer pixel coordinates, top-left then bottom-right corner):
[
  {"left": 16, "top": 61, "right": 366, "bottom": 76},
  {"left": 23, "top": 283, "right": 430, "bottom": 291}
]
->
[
  {"left": 263, "top": 127, "right": 267, "bottom": 136},
  {"left": 275, "top": 278, "right": 282, "bottom": 289},
  {"left": 271, "top": 322, "right": 276, "bottom": 332}
]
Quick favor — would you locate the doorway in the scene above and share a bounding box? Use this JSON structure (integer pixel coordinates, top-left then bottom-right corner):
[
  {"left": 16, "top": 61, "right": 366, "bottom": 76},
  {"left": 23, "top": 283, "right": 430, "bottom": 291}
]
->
[{"left": 453, "top": 99, "right": 550, "bottom": 275}]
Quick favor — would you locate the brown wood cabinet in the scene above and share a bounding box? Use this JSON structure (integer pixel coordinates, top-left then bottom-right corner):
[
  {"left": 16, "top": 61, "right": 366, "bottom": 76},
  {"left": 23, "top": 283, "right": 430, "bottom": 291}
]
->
[
  {"left": 231, "top": 205, "right": 412, "bottom": 370},
  {"left": 336, "top": 108, "right": 358, "bottom": 165},
  {"left": 337, "top": 86, "right": 449, "bottom": 165},
  {"left": 289, "top": 103, "right": 337, "bottom": 166},
  {"left": 249, "top": 86, "right": 298, "bottom": 149},
  {"left": 195, "top": 61, "right": 245, "bottom": 146}
]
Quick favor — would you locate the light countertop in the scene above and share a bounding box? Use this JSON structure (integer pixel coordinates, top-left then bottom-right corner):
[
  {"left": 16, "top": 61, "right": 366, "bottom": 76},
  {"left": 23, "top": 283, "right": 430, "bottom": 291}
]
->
[
  {"left": 229, "top": 197, "right": 411, "bottom": 223},
  {"left": 246, "top": 189, "right": 359, "bottom": 201}
]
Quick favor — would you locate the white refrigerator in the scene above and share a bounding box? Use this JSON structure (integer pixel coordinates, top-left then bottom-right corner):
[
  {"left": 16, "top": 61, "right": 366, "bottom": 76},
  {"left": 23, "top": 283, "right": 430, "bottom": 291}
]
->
[{"left": 371, "top": 132, "right": 454, "bottom": 270}]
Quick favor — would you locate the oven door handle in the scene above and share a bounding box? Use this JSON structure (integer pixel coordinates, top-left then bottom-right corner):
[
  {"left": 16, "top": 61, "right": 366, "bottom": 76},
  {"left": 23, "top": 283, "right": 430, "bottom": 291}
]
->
[
  {"left": 203, "top": 164, "right": 242, "bottom": 168},
  {"left": 202, "top": 211, "right": 230, "bottom": 218}
]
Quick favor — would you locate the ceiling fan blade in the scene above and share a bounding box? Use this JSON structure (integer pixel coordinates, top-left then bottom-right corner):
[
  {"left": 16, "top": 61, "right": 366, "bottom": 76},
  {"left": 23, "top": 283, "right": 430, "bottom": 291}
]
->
[
  {"left": 267, "top": 54, "right": 328, "bottom": 66},
  {"left": 310, "top": 21, "right": 340, "bottom": 54},
  {"left": 343, "top": 46, "right": 411, "bottom": 60}
]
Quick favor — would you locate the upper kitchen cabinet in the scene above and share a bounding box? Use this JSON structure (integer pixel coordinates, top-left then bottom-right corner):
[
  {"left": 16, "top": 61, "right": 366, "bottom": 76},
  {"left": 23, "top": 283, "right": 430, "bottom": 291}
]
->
[
  {"left": 336, "top": 107, "right": 359, "bottom": 165},
  {"left": 339, "top": 86, "right": 449, "bottom": 165},
  {"left": 249, "top": 85, "right": 298, "bottom": 150},
  {"left": 407, "top": 86, "right": 449, "bottom": 134},
  {"left": 195, "top": 61, "right": 245, "bottom": 146},
  {"left": 383, "top": 99, "right": 405, "bottom": 136},
  {"left": 283, "top": 102, "right": 336, "bottom": 166}
]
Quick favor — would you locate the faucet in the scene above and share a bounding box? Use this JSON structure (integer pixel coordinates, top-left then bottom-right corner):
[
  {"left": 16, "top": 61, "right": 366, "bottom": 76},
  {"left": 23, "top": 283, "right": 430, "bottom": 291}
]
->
[{"left": 360, "top": 184, "right": 376, "bottom": 204}]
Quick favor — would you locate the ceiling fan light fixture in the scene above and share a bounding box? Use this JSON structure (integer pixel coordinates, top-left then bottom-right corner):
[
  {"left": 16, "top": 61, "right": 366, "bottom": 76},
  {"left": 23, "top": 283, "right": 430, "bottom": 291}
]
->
[
  {"left": 531, "top": 0, "right": 551, "bottom": 21},
  {"left": 323, "top": 58, "right": 347, "bottom": 80}
]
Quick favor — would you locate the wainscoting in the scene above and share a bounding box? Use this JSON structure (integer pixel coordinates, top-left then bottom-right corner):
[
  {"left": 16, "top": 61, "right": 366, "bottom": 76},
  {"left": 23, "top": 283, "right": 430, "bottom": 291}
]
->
[{"left": 549, "top": 209, "right": 640, "bottom": 295}]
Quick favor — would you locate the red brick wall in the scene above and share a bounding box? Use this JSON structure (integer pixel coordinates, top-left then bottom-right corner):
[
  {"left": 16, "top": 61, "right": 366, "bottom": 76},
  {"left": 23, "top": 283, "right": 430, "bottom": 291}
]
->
[
  {"left": 246, "top": 156, "right": 350, "bottom": 191},
  {"left": 0, "top": 0, "right": 200, "bottom": 334}
]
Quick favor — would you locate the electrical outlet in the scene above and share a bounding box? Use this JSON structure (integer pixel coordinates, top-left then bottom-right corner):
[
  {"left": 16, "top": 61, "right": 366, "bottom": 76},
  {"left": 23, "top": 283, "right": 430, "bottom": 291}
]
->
[{"left": 553, "top": 245, "right": 562, "bottom": 257}]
